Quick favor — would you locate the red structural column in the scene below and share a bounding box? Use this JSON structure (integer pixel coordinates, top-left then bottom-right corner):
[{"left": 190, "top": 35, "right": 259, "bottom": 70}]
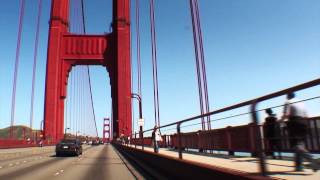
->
[
  {"left": 43, "top": 0, "right": 69, "bottom": 143},
  {"left": 112, "top": 0, "right": 132, "bottom": 137}
]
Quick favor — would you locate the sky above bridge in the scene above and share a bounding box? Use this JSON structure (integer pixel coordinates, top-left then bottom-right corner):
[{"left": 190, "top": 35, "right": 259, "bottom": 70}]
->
[{"left": 0, "top": 0, "right": 320, "bottom": 137}]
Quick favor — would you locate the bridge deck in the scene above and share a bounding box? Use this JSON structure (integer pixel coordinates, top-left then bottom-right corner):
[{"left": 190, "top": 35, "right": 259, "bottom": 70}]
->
[
  {"left": 128, "top": 145, "right": 320, "bottom": 180},
  {"left": 0, "top": 145, "right": 139, "bottom": 180}
]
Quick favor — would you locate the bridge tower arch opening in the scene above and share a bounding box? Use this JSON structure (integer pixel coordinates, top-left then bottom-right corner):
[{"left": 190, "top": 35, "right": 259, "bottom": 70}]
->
[{"left": 43, "top": 0, "right": 132, "bottom": 143}]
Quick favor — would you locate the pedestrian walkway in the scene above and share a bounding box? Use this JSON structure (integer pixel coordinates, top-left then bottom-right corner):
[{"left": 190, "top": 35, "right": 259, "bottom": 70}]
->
[{"left": 127, "top": 145, "right": 320, "bottom": 180}]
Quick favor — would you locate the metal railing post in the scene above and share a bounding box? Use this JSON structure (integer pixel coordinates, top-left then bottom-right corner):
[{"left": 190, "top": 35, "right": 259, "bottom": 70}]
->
[
  {"left": 134, "top": 132, "right": 137, "bottom": 148},
  {"left": 251, "top": 102, "right": 267, "bottom": 176},
  {"left": 141, "top": 128, "right": 144, "bottom": 150},
  {"left": 177, "top": 123, "right": 182, "bottom": 159}
]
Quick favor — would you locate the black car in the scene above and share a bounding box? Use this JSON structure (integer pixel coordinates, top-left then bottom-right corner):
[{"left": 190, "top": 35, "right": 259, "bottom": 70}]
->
[{"left": 56, "top": 139, "right": 82, "bottom": 156}]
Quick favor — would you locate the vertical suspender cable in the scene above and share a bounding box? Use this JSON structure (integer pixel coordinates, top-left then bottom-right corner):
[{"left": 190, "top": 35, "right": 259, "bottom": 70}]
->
[
  {"left": 194, "top": 0, "right": 211, "bottom": 130},
  {"left": 149, "top": 0, "right": 161, "bottom": 127},
  {"left": 136, "top": 0, "right": 142, "bottom": 97},
  {"left": 78, "top": 69, "right": 80, "bottom": 136},
  {"left": 68, "top": 71, "right": 74, "bottom": 135},
  {"left": 75, "top": 68, "right": 78, "bottom": 134},
  {"left": 189, "top": 0, "right": 210, "bottom": 130},
  {"left": 130, "top": 3, "right": 134, "bottom": 135},
  {"left": 30, "top": 0, "right": 42, "bottom": 131},
  {"left": 130, "top": 35, "right": 134, "bottom": 135},
  {"left": 79, "top": 67, "right": 83, "bottom": 136},
  {"left": 190, "top": 0, "right": 205, "bottom": 130},
  {"left": 10, "top": 0, "right": 26, "bottom": 138},
  {"left": 133, "top": 0, "right": 142, "bottom": 135},
  {"left": 71, "top": 70, "right": 76, "bottom": 133}
]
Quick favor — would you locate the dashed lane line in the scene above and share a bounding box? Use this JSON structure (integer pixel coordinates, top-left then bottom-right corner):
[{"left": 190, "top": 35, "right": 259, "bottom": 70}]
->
[{"left": 53, "top": 169, "right": 64, "bottom": 176}]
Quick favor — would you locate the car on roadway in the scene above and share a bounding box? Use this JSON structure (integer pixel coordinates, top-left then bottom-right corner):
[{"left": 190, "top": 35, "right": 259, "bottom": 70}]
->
[
  {"left": 56, "top": 139, "right": 82, "bottom": 156},
  {"left": 91, "top": 140, "right": 99, "bottom": 146}
]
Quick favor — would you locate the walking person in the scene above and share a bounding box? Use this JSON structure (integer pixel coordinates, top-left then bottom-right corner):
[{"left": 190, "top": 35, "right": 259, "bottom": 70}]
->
[
  {"left": 39, "top": 139, "right": 43, "bottom": 147},
  {"left": 152, "top": 126, "right": 162, "bottom": 153},
  {"left": 264, "top": 108, "right": 282, "bottom": 159},
  {"left": 281, "top": 92, "right": 319, "bottom": 172}
]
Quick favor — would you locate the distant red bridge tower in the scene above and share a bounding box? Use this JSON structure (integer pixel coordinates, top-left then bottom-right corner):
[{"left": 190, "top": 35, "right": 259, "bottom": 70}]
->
[{"left": 103, "top": 118, "right": 111, "bottom": 143}]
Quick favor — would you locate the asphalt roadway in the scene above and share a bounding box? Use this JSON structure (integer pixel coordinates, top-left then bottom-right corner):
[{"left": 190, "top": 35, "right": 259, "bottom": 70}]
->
[{"left": 0, "top": 144, "right": 139, "bottom": 180}]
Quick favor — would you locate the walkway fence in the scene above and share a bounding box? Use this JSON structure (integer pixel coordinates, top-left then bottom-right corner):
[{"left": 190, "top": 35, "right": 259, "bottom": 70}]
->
[
  {"left": 131, "top": 117, "right": 320, "bottom": 154},
  {"left": 128, "top": 78, "right": 320, "bottom": 176}
]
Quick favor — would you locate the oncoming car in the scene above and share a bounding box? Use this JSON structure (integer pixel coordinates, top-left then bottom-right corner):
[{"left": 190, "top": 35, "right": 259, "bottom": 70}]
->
[{"left": 56, "top": 139, "right": 82, "bottom": 156}]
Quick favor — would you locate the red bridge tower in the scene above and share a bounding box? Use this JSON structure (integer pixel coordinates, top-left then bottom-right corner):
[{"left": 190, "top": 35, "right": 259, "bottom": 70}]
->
[{"left": 43, "top": 0, "right": 132, "bottom": 143}]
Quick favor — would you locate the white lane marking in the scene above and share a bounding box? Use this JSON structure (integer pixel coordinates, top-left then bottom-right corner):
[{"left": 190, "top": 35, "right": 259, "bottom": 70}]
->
[
  {"left": 0, "top": 166, "right": 2, "bottom": 169},
  {"left": 23, "top": 160, "right": 27, "bottom": 163},
  {"left": 9, "top": 163, "right": 13, "bottom": 167},
  {"left": 54, "top": 169, "right": 64, "bottom": 176},
  {"left": 15, "top": 162, "right": 20, "bottom": 165}
]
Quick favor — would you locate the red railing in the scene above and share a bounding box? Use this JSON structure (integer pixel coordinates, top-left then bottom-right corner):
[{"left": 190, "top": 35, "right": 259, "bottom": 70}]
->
[
  {"left": 0, "top": 139, "right": 39, "bottom": 149},
  {"left": 126, "top": 78, "right": 320, "bottom": 176},
  {"left": 131, "top": 117, "right": 320, "bottom": 153}
]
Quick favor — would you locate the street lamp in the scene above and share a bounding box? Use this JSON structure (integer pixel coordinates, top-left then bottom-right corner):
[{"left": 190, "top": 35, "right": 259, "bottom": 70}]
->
[
  {"left": 131, "top": 93, "right": 144, "bottom": 149},
  {"left": 131, "top": 93, "right": 143, "bottom": 120},
  {"left": 64, "top": 127, "right": 70, "bottom": 139},
  {"left": 131, "top": 93, "right": 143, "bottom": 135},
  {"left": 76, "top": 131, "right": 80, "bottom": 139}
]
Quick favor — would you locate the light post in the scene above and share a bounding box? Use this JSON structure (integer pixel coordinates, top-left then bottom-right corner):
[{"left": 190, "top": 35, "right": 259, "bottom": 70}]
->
[
  {"left": 131, "top": 93, "right": 144, "bottom": 149},
  {"left": 131, "top": 93, "right": 143, "bottom": 120},
  {"left": 64, "top": 127, "right": 70, "bottom": 139},
  {"left": 39, "top": 120, "right": 44, "bottom": 141},
  {"left": 76, "top": 131, "right": 80, "bottom": 139}
]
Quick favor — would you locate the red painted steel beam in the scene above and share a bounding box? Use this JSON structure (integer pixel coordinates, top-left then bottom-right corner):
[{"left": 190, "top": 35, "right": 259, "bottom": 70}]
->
[{"left": 62, "top": 34, "right": 111, "bottom": 63}]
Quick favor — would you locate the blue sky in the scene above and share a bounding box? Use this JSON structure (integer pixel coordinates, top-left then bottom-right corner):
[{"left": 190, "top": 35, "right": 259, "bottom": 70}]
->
[{"left": 0, "top": 0, "right": 320, "bottom": 137}]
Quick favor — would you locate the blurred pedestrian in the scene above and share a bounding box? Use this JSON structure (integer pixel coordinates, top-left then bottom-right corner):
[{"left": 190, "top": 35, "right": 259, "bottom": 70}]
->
[
  {"left": 39, "top": 140, "right": 43, "bottom": 147},
  {"left": 282, "top": 92, "right": 319, "bottom": 171},
  {"left": 264, "top": 108, "right": 282, "bottom": 159},
  {"left": 152, "top": 126, "right": 162, "bottom": 153}
]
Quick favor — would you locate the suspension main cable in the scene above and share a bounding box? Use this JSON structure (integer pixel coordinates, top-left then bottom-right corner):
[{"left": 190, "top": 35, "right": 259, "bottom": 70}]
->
[
  {"left": 80, "top": 0, "right": 98, "bottom": 137},
  {"left": 87, "top": 67, "right": 98, "bottom": 137}
]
